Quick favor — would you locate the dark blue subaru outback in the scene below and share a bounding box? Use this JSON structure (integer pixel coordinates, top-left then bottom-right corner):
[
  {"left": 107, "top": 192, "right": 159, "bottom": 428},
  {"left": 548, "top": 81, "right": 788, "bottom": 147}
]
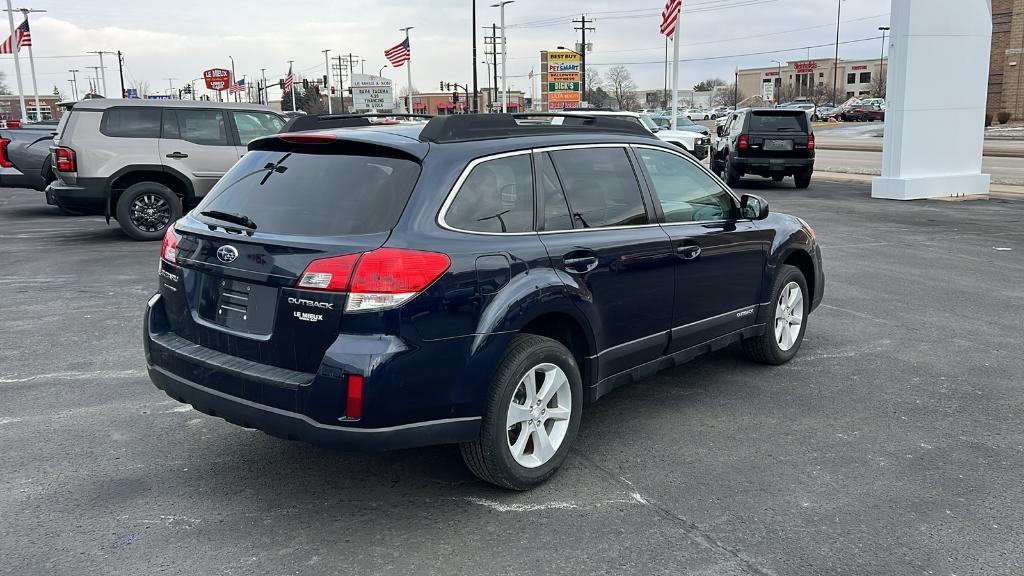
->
[{"left": 144, "top": 113, "right": 824, "bottom": 490}]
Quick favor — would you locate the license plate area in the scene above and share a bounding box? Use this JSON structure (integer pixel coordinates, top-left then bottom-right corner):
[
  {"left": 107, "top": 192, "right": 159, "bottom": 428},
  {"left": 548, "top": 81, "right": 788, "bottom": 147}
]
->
[
  {"left": 764, "top": 139, "right": 794, "bottom": 151},
  {"left": 195, "top": 274, "right": 278, "bottom": 336}
]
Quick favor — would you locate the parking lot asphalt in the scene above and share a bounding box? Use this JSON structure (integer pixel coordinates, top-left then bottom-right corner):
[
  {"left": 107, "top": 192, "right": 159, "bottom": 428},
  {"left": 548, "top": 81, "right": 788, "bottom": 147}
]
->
[{"left": 1, "top": 180, "right": 1022, "bottom": 576}]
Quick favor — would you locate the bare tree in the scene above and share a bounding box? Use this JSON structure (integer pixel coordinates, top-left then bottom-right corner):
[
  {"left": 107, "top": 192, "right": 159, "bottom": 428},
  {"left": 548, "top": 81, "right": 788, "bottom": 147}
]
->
[
  {"left": 606, "top": 65, "right": 638, "bottom": 111},
  {"left": 585, "top": 66, "right": 603, "bottom": 103},
  {"left": 869, "top": 74, "right": 886, "bottom": 99},
  {"left": 805, "top": 83, "right": 834, "bottom": 106},
  {"left": 0, "top": 71, "right": 9, "bottom": 95},
  {"left": 132, "top": 80, "right": 151, "bottom": 99},
  {"left": 712, "top": 83, "right": 747, "bottom": 107}
]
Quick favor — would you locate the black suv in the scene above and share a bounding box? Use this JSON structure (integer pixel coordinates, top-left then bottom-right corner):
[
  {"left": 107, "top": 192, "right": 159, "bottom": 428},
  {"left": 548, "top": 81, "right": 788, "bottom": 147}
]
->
[
  {"left": 144, "top": 113, "right": 824, "bottom": 490},
  {"left": 711, "top": 108, "right": 815, "bottom": 189}
]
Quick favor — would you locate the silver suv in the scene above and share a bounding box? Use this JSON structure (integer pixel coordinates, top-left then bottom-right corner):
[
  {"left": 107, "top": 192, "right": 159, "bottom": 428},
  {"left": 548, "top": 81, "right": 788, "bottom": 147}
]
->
[{"left": 47, "top": 99, "right": 285, "bottom": 240}]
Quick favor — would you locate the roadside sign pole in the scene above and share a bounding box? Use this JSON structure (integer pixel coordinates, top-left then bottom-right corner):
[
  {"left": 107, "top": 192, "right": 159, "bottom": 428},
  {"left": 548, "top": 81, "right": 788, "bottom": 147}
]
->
[
  {"left": 670, "top": 19, "right": 680, "bottom": 130},
  {"left": 4, "top": 0, "right": 27, "bottom": 121}
]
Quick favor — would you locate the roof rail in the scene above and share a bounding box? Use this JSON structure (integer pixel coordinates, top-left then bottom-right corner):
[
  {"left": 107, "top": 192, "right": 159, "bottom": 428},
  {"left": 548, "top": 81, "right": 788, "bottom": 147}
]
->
[
  {"left": 283, "top": 113, "right": 433, "bottom": 133},
  {"left": 418, "top": 112, "right": 654, "bottom": 143}
]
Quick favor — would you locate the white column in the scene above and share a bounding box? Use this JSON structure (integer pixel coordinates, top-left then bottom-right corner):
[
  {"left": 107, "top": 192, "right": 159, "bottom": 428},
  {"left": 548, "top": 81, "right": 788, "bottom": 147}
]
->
[{"left": 871, "top": 0, "right": 992, "bottom": 200}]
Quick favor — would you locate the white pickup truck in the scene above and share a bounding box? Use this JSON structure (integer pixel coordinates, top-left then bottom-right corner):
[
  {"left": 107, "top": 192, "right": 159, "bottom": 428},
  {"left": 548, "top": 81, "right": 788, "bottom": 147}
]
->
[{"left": 552, "top": 110, "right": 712, "bottom": 160}]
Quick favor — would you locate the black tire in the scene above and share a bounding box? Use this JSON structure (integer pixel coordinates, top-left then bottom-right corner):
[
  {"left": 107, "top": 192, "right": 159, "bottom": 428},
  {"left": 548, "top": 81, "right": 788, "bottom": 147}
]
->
[
  {"left": 460, "top": 334, "right": 583, "bottom": 491},
  {"left": 742, "top": 264, "right": 809, "bottom": 365},
  {"left": 794, "top": 169, "right": 812, "bottom": 189},
  {"left": 115, "top": 182, "right": 182, "bottom": 241},
  {"left": 725, "top": 156, "right": 741, "bottom": 187},
  {"left": 771, "top": 175, "right": 784, "bottom": 182}
]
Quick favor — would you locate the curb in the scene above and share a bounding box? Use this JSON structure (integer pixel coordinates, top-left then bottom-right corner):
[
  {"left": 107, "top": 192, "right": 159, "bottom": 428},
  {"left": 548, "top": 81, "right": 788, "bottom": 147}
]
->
[{"left": 813, "top": 171, "right": 1024, "bottom": 200}]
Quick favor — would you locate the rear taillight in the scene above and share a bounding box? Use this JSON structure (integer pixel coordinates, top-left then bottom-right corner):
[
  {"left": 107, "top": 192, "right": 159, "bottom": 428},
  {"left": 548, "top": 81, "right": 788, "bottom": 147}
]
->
[
  {"left": 807, "top": 134, "right": 815, "bottom": 152},
  {"left": 0, "top": 138, "right": 12, "bottom": 168},
  {"left": 55, "top": 146, "right": 76, "bottom": 172},
  {"left": 738, "top": 135, "right": 749, "bottom": 151},
  {"left": 161, "top": 227, "right": 180, "bottom": 264},
  {"left": 296, "top": 248, "right": 451, "bottom": 312},
  {"left": 345, "top": 375, "right": 364, "bottom": 420}
]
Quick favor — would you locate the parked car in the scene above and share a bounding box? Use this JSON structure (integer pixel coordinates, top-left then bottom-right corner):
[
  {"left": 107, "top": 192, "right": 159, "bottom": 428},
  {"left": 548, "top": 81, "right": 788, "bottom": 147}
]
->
[
  {"left": 813, "top": 106, "right": 836, "bottom": 121},
  {"left": 684, "top": 108, "right": 712, "bottom": 121},
  {"left": 46, "top": 99, "right": 286, "bottom": 240},
  {"left": 554, "top": 111, "right": 712, "bottom": 160},
  {"left": 0, "top": 118, "right": 60, "bottom": 193},
  {"left": 840, "top": 105, "right": 885, "bottom": 122},
  {"left": 650, "top": 114, "right": 712, "bottom": 137},
  {"left": 711, "top": 108, "right": 816, "bottom": 188},
  {"left": 144, "top": 113, "right": 824, "bottom": 490}
]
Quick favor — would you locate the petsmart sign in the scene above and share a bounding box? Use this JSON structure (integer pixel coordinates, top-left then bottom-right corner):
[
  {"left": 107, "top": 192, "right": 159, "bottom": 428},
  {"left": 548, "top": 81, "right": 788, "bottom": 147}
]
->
[{"left": 541, "top": 49, "right": 581, "bottom": 112}]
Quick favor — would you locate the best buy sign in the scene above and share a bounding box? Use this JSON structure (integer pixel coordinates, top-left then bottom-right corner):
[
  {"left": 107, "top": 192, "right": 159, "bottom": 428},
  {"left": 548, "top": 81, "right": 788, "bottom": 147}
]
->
[{"left": 548, "top": 81, "right": 580, "bottom": 92}]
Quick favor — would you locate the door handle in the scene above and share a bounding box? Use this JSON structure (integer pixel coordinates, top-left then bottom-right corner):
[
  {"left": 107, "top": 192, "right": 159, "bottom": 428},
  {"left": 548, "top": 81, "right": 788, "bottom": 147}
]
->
[
  {"left": 165, "top": 152, "right": 189, "bottom": 159},
  {"left": 563, "top": 253, "right": 598, "bottom": 274},
  {"left": 676, "top": 244, "right": 702, "bottom": 260}
]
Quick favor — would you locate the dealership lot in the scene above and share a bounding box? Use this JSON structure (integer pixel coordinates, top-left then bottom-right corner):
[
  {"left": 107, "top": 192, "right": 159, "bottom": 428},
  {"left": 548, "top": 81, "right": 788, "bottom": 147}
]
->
[{"left": 1, "top": 181, "right": 1022, "bottom": 575}]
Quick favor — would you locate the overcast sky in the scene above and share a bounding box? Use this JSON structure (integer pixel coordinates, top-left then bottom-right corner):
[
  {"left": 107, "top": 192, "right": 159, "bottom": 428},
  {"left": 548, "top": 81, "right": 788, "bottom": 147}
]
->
[{"left": 0, "top": 0, "right": 892, "bottom": 102}]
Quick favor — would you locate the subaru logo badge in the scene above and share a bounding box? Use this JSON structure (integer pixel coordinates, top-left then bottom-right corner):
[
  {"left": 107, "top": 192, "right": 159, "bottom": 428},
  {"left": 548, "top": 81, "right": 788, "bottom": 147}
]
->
[{"left": 216, "top": 245, "right": 239, "bottom": 264}]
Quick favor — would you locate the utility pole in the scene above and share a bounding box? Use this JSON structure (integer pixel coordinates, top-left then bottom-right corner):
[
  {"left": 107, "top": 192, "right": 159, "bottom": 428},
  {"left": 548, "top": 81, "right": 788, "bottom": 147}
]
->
[
  {"left": 164, "top": 77, "right": 177, "bottom": 98},
  {"left": 347, "top": 53, "right": 359, "bottom": 80},
  {"left": 832, "top": 0, "right": 842, "bottom": 106},
  {"left": 68, "top": 69, "right": 79, "bottom": 100},
  {"left": 492, "top": 2, "right": 512, "bottom": 113},
  {"left": 398, "top": 27, "right": 414, "bottom": 113},
  {"left": 488, "top": 23, "right": 498, "bottom": 111},
  {"left": 335, "top": 55, "right": 346, "bottom": 112},
  {"left": 87, "top": 66, "right": 103, "bottom": 95},
  {"left": 322, "top": 50, "right": 333, "bottom": 114},
  {"left": 260, "top": 68, "right": 267, "bottom": 105},
  {"left": 572, "top": 13, "right": 595, "bottom": 103},
  {"left": 4, "top": 0, "right": 26, "bottom": 120},
  {"left": 87, "top": 50, "right": 112, "bottom": 96},
  {"left": 472, "top": 0, "right": 479, "bottom": 113},
  {"left": 117, "top": 51, "right": 125, "bottom": 98}
]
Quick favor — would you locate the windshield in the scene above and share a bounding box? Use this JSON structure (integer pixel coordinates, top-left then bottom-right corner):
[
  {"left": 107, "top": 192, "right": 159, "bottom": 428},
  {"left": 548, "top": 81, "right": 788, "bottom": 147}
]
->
[
  {"left": 639, "top": 114, "right": 659, "bottom": 132},
  {"left": 195, "top": 150, "right": 421, "bottom": 236}
]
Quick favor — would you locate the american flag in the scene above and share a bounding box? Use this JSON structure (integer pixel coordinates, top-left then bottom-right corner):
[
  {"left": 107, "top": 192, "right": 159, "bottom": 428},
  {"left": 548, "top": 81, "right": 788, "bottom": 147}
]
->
[
  {"left": 283, "top": 64, "right": 294, "bottom": 93},
  {"left": 0, "top": 20, "right": 31, "bottom": 54},
  {"left": 384, "top": 38, "right": 411, "bottom": 67},
  {"left": 229, "top": 78, "right": 245, "bottom": 93},
  {"left": 660, "top": 0, "right": 683, "bottom": 38}
]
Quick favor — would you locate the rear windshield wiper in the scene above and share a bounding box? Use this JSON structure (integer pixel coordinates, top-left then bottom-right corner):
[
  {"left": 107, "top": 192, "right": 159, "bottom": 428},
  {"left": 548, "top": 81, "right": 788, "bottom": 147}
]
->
[{"left": 200, "top": 210, "right": 258, "bottom": 230}]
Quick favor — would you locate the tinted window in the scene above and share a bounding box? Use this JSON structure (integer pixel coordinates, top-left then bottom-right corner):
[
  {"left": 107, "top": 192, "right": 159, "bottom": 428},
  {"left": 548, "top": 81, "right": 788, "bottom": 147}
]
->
[
  {"left": 233, "top": 111, "right": 285, "bottom": 145},
  {"left": 446, "top": 155, "right": 533, "bottom": 233},
  {"left": 859, "top": 72, "right": 871, "bottom": 84},
  {"left": 748, "top": 112, "right": 807, "bottom": 132},
  {"left": 637, "top": 148, "right": 735, "bottom": 223},
  {"left": 549, "top": 147, "right": 647, "bottom": 229},
  {"left": 536, "top": 153, "right": 572, "bottom": 231},
  {"left": 847, "top": 73, "right": 856, "bottom": 84},
  {"left": 195, "top": 151, "right": 420, "bottom": 236},
  {"left": 100, "top": 107, "right": 161, "bottom": 138},
  {"left": 171, "top": 109, "right": 229, "bottom": 145}
]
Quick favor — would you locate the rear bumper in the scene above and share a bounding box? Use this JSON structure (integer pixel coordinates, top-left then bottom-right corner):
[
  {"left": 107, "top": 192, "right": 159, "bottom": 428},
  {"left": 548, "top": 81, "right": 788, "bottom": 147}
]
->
[
  {"left": 46, "top": 176, "right": 108, "bottom": 213},
  {"left": 147, "top": 365, "right": 480, "bottom": 451},
  {"left": 143, "top": 293, "right": 484, "bottom": 451},
  {"left": 733, "top": 157, "right": 814, "bottom": 176}
]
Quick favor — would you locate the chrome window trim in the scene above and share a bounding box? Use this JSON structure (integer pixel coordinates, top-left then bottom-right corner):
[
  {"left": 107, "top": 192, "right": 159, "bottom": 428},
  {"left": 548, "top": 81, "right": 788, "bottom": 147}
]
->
[{"left": 437, "top": 143, "right": 659, "bottom": 237}]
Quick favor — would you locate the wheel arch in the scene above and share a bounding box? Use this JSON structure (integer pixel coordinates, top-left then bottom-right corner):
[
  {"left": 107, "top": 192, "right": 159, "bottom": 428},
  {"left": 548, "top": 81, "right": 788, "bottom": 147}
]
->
[
  {"left": 109, "top": 165, "right": 195, "bottom": 211},
  {"left": 780, "top": 248, "right": 816, "bottom": 308},
  {"left": 518, "top": 311, "right": 596, "bottom": 389}
]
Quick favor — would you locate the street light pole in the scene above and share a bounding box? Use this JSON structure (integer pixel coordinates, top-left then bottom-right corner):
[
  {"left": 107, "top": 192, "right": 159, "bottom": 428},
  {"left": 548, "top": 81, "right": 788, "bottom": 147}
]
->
[
  {"left": 491, "top": 1, "right": 512, "bottom": 113},
  {"left": 832, "top": 0, "right": 843, "bottom": 106},
  {"left": 771, "top": 59, "right": 782, "bottom": 107},
  {"left": 322, "top": 49, "right": 332, "bottom": 114},
  {"left": 472, "top": 0, "right": 479, "bottom": 113},
  {"left": 878, "top": 26, "right": 890, "bottom": 97},
  {"left": 734, "top": 67, "right": 739, "bottom": 107}
]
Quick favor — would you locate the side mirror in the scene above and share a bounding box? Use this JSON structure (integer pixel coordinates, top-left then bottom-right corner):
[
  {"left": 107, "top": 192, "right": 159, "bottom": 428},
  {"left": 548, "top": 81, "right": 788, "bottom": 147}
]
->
[
  {"left": 716, "top": 125, "right": 726, "bottom": 137},
  {"left": 740, "top": 194, "right": 770, "bottom": 220}
]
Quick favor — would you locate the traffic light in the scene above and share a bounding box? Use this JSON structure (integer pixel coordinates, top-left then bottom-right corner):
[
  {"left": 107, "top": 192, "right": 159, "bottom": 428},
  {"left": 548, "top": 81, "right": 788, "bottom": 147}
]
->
[
  {"left": 440, "top": 81, "right": 445, "bottom": 91},
  {"left": 302, "top": 78, "right": 309, "bottom": 89},
  {"left": 331, "top": 86, "right": 336, "bottom": 95},
  {"left": 278, "top": 79, "right": 284, "bottom": 89},
  {"left": 453, "top": 91, "right": 459, "bottom": 103}
]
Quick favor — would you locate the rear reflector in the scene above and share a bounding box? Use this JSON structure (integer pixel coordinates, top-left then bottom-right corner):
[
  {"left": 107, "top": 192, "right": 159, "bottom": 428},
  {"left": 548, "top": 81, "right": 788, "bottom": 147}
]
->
[
  {"left": 278, "top": 132, "right": 337, "bottom": 144},
  {"left": 345, "top": 375, "right": 364, "bottom": 420},
  {"left": 296, "top": 248, "right": 451, "bottom": 312},
  {"left": 161, "top": 227, "right": 180, "bottom": 265}
]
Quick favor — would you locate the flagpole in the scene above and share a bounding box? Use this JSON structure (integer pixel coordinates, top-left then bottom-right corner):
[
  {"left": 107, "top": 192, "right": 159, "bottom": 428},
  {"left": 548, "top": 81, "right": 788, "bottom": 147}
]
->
[
  {"left": 288, "top": 60, "right": 296, "bottom": 112},
  {"left": 399, "top": 27, "right": 414, "bottom": 113},
  {"left": 4, "top": 0, "right": 27, "bottom": 121},
  {"left": 20, "top": 12, "right": 40, "bottom": 121},
  {"left": 670, "top": 15, "right": 680, "bottom": 131}
]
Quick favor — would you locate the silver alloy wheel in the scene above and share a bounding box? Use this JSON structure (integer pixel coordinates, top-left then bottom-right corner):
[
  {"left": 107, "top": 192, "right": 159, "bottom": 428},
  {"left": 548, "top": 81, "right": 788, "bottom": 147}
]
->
[
  {"left": 774, "top": 281, "right": 804, "bottom": 352},
  {"left": 129, "top": 193, "right": 171, "bottom": 233},
  {"left": 506, "top": 363, "right": 572, "bottom": 469}
]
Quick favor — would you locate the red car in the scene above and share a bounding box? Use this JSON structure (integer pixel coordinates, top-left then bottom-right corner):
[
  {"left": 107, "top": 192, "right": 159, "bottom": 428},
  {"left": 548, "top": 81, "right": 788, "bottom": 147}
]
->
[{"left": 840, "top": 105, "right": 885, "bottom": 122}]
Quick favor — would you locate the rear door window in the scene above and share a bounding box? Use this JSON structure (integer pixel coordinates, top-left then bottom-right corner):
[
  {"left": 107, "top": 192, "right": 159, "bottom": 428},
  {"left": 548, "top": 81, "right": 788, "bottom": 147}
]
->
[
  {"left": 748, "top": 112, "right": 807, "bottom": 132},
  {"left": 548, "top": 147, "right": 648, "bottom": 229},
  {"left": 195, "top": 151, "right": 421, "bottom": 236},
  {"left": 445, "top": 154, "right": 534, "bottom": 233},
  {"left": 100, "top": 107, "right": 162, "bottom": 138}
]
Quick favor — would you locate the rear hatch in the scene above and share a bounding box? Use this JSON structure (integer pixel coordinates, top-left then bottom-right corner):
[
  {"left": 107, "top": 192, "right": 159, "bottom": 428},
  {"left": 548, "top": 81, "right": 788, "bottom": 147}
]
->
[
  {"left": 159, "top": 141, "right": 422, "bottom": 373},
  {"left": 740, "top": 110, "right": 813, "bottom": 158}
]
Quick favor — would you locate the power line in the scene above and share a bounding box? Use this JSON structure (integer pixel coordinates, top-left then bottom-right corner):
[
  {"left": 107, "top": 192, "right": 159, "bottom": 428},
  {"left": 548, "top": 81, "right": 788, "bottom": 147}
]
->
[
  {"left": 509, "top": 0, "right": 779, "bottom": 28},
  {"left": 583, "top": 35, "right": 885, "bottom": 66}
]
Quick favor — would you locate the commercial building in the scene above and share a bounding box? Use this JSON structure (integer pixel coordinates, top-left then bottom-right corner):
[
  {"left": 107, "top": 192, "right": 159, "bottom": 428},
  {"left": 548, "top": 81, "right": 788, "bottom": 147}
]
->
[
  {"left": 989, "top": 0, "right": 1024, "bottom": 119},
  {"left": 0, "top": 95, "right": 63, "bottom": 121},
  {"left": 737, "top": 57, "right": 887, "bottom": 105},
  {"left": 410, "top": 90, "right": 525, "bottom": 115}
]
